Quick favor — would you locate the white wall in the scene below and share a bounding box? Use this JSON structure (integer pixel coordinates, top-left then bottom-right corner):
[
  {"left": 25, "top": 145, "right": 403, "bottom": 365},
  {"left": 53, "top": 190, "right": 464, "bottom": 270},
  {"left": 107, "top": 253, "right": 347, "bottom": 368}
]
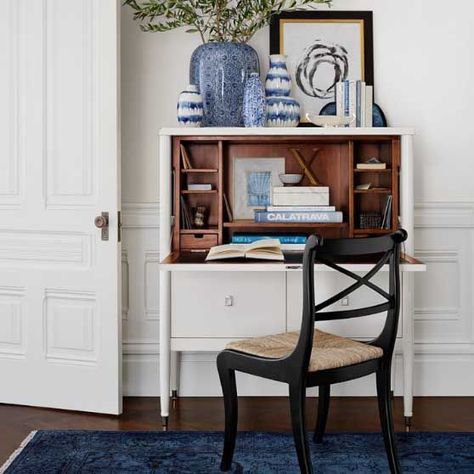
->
[{"left": 121, "top": 0, "right": 474, "bottom": 396}]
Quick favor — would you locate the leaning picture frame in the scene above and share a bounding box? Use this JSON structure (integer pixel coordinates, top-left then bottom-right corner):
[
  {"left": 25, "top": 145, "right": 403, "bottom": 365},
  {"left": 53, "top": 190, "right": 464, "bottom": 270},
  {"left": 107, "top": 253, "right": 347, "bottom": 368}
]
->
[
  {"left": 232, "top": 157, "right": 285, "bottom": 220},
  {"left": 270, "top": 11, "right": 374, "bottom": 125}
]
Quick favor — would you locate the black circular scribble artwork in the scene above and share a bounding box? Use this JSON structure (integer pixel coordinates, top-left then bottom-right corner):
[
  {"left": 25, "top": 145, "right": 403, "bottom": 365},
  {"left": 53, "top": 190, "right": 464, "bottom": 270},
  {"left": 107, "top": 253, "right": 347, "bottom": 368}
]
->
[{"left": 296, "top": 40, "right": 349, "bottom": 99}]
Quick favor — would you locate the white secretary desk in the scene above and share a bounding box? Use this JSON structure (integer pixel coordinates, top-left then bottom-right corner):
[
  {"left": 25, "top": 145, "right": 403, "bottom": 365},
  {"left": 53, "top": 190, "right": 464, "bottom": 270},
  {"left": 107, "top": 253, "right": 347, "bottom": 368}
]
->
[{"left": 159, "top": 127, "right": 426, "bottom": 430}]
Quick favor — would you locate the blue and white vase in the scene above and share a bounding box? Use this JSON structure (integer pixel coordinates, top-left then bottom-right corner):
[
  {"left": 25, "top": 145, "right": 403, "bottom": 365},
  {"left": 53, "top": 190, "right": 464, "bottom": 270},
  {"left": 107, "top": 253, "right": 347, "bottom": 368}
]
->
[
  {"left": 177, "top": 85, "right": 203, "bottom": 127},
  {"left": 190, "top": 43, "right": 260, "bottom": 127},
  {"left": 266, "top": 96, "right": 300, "bottom": 127},
  {"left": 265, "top": 54, "right": 291, "bottom": 97},
  {"left": 243, "top": 73, "right": 266, "bottom": 128}
]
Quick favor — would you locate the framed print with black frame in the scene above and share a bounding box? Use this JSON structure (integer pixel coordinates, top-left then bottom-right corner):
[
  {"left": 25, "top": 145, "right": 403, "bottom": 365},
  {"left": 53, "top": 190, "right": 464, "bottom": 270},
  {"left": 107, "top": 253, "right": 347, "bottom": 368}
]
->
[{"left": 270, "top": 11, "right": 374, "bottom": 125}]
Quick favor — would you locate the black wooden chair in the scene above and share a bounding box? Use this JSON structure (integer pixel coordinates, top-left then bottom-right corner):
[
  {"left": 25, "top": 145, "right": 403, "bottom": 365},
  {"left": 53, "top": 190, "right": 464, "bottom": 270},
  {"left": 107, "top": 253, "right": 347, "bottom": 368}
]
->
[{"left": 216, "top": 230, "right": 407, "bottom": 474}]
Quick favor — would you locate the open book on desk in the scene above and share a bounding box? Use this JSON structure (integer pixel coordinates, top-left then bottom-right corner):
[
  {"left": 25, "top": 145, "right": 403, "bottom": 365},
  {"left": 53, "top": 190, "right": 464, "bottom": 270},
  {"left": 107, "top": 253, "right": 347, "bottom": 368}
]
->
[{"left": 205, "top": 239, "right": 284, "bottom": 261}]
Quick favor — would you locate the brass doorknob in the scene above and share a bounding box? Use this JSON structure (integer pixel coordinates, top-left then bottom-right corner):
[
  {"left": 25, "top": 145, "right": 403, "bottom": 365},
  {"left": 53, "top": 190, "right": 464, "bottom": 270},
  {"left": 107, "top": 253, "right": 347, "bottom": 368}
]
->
[{"left": 94, "top": 215, "right": 108, "bottom": 229}]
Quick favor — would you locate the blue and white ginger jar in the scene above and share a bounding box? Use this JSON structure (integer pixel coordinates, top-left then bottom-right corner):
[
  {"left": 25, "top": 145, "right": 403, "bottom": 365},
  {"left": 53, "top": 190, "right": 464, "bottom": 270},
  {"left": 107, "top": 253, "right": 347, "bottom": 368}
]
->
[
  {"left": 266, "top": 96, "right": 300, "bottom": 127},
  {"left": 265, "top": 54, "right": 291, "bottom": 97},
  {"left": 243, "top": 73, "right": 266, "bottom": 127},
  {"left": 177, "top": 85, "right": 203, "bottom": 127},
  {"left": 190, "top": 42, "right": 260, "bottom": 127}
]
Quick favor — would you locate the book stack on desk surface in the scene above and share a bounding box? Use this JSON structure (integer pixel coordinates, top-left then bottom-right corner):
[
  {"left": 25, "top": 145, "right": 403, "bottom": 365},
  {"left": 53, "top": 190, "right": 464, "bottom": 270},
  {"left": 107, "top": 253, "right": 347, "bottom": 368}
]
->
[{"left": 255, "top": 187, "right": 342, "bottom": 224}]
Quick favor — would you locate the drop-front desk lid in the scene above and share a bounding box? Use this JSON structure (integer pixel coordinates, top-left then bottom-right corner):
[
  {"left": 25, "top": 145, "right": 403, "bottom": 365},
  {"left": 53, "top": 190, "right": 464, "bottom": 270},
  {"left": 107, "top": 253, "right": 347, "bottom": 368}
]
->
[{"left": 160, "top": 252, "right": 426, "bottom": 273}]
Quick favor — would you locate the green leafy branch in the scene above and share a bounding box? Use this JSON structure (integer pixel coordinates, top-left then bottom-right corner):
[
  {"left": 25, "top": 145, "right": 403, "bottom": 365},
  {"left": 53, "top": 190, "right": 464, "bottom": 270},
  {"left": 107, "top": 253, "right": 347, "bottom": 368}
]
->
[{"left": 123, "top": 0, "right": 332, "bottom": 43}]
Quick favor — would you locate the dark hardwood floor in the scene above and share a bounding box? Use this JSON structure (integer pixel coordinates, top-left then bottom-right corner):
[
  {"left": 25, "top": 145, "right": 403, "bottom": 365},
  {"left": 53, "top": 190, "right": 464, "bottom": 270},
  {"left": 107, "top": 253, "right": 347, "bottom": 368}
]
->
[{"left": 1, "top": 397, "right": 473, "bottom": 465}]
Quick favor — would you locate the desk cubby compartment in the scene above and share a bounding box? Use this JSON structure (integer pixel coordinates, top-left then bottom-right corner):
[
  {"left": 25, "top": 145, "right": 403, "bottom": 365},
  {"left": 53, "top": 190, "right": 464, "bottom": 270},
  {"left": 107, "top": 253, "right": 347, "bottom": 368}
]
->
[
  {"left": 179, "top": 141, "right": 219, "bottom": 171},
  {"left": 354, "top": 193, "right": 394, "bottom": 235},
  {"left": 353, "top": 140, "right": 394, "bottom": 169},
  {"left": 354, "top": 171, "right": 391, "bottom": 190},
  {"left": 178, "top": 193, "right": 219, "bottom": 241}
]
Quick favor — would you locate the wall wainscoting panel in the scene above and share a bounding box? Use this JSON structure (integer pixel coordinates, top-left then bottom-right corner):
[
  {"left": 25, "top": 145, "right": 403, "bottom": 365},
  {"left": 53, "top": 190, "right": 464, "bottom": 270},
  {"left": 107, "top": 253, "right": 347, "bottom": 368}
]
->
[{"left": 122, "top": 201, "right": 474, "bottom": 396}]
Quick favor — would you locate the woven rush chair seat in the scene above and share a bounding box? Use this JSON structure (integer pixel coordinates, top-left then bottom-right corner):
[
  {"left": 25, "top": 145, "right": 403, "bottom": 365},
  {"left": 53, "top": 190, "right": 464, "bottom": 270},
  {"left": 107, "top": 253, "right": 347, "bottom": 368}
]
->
[{"left": 226, "top": 330, "right": 384, "bottom": 373}]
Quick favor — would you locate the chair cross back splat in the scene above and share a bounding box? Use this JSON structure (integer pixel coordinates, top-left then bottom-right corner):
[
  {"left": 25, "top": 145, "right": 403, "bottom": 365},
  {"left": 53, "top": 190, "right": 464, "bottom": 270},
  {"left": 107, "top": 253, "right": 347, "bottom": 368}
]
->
[{"left": 217, "top": 230, "right": 408, "bottom": 474}]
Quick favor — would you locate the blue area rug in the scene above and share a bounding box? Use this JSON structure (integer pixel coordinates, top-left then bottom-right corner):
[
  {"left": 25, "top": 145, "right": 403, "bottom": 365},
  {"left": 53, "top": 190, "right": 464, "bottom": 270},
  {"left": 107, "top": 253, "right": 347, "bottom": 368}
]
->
[{"left": 3, "top": 431, "right": 474, "bottom": 473}]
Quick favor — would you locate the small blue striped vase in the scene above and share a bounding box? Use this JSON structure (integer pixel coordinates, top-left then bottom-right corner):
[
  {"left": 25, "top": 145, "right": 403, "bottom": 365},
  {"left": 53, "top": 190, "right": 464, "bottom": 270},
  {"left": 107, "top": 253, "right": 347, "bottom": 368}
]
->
[
  {"left": 265, "top": 54, "right": 291, "bottom": 97},
  {"left": 266, "top": 96, "right": 300, "bottom": 127},
  {"left": 177, "top": 85, "right": 203, "bottom": 127}
]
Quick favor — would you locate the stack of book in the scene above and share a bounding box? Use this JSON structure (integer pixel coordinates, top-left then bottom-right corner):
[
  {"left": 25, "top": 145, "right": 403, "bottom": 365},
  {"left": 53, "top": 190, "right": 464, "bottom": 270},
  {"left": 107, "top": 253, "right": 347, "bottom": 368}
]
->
[
  {"left": 335, "top": 80, "right": 373, "bottom": 127},
  {"left": 254, "top": 187, "right": 343, "bottom": 224}
]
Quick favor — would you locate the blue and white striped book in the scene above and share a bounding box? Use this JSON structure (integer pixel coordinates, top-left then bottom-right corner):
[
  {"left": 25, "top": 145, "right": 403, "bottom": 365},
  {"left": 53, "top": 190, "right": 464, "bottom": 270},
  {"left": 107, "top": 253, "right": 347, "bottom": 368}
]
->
[
  {"left": 255, "top": 210, "right": 343, "bottom": 224},
  {"left": 356, "top": 81, "right": 362, "bottom": 127},
  {"left": 343, "top": 80, "right": 350, "bottom": 123},
  {"left": 232, "top": 234, "right": 307, "bottom": 245}
]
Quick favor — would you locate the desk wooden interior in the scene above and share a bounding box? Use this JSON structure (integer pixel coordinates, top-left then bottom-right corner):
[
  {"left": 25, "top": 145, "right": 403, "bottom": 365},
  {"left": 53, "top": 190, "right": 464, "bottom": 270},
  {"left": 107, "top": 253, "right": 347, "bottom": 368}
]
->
[{"left": 173, "top": 135, "right": 401, "bottom": 252}]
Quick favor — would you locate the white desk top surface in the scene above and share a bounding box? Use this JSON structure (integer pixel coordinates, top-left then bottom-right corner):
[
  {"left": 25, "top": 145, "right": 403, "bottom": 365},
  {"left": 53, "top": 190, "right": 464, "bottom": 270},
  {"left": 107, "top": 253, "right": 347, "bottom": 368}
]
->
[
  {"left": 160, "top": 253, "right": 426, "bottom": 273},
  {"left": 159, "top": 127, "right": 415, "bottom": 137}
]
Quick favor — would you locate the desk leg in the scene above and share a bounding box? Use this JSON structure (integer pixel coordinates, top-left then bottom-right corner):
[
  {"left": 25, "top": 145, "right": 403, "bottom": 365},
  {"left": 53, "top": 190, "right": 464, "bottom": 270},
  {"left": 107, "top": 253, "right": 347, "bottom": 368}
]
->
[
  {"left": 159, "top": 270, "right": 171, "bottom": 430},
  {"left": 402, "top": 272, "right": 415, "bottom": 431},
  {"left": 170, "top": 351, "right": 181, "bottom": 406}
]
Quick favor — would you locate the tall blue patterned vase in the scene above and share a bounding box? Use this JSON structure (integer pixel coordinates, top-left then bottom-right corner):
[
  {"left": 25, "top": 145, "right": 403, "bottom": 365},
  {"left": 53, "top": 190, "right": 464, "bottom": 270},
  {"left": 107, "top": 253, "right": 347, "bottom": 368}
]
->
[
  {"left": 177, "top": 85, "right": 203, "bottom": 127},
  {"left": 243, "top": 73, "right": 266, "bottom": 127},
  {"left": 265, "top": 54, "right": 291, "bottom": 97},
  {"left": 190, "top": 43, "right": 260, "bottom": 127}
]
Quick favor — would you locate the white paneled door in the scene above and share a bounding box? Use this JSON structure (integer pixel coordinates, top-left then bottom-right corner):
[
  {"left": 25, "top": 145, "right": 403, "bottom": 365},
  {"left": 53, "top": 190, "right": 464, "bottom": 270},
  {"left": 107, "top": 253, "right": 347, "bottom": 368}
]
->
[{"left": 0, "top": 0, "right": 121, "bottom": 413}]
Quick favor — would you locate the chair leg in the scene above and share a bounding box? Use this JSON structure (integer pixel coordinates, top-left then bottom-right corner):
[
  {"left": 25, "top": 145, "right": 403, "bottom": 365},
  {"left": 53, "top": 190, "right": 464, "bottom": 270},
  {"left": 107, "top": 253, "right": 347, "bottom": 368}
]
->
[
  {"left": 289, "top": 383, "right": 313, "bottom": 474},
  {"left": 376, "top": 367, "right": 401, "bottom": 474},
  {"left": 217, "top": 358, "right": 238, "bottom": 472},
  {"left": 313, "top": 384, "right": 330, "bottom": 443}
]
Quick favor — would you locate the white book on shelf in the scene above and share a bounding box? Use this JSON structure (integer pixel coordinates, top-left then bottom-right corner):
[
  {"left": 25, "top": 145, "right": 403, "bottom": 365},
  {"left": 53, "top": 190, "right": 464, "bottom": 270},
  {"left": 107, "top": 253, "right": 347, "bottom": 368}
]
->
[
  {"left": 272, "top": 193, "right": 330, "bottom": 207},
  {"left": 360, "top": 83, "right": 366, "bottom": 128},
  {"left": 349, "top": 81, "right": 357, "bottom": 127},
  {"left": 365, "top": 85, "right": 373, "bottom": 127},
  {"left": 273, "top": 186, "right": 329, "bottom": 194},
  {"left": 266, "top": 205, "right": 335, "bottom": 212},
  {"left": 336, "top": 82, "right": 344, "bottom": 117},
  {"left": 187, "top": 183, "right": 212, "bottom": 191}
]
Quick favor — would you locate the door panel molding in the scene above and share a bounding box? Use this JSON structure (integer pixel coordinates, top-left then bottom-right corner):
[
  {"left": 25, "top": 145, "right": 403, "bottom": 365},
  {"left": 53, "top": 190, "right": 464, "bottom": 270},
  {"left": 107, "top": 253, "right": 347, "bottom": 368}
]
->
[{"left": 44, "top": 0, "right": 98, "bottom": 209}]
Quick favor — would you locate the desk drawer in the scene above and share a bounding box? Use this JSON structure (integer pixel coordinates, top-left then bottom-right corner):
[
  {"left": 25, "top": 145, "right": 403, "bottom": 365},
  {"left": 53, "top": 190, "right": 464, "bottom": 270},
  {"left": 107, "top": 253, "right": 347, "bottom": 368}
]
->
[
  {"left": 171, "top": 272, "right": 286, "bottom": 338},
  {"left": 180, "top": 233, "right": 218, "bottom": 250}
]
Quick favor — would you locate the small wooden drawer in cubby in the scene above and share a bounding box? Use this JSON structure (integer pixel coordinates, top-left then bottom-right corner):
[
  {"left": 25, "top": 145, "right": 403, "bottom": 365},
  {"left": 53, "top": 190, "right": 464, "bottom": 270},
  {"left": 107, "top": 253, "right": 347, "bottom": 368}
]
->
[{"left": 180, "top": 233, "right": 218, "bottom": 250}]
